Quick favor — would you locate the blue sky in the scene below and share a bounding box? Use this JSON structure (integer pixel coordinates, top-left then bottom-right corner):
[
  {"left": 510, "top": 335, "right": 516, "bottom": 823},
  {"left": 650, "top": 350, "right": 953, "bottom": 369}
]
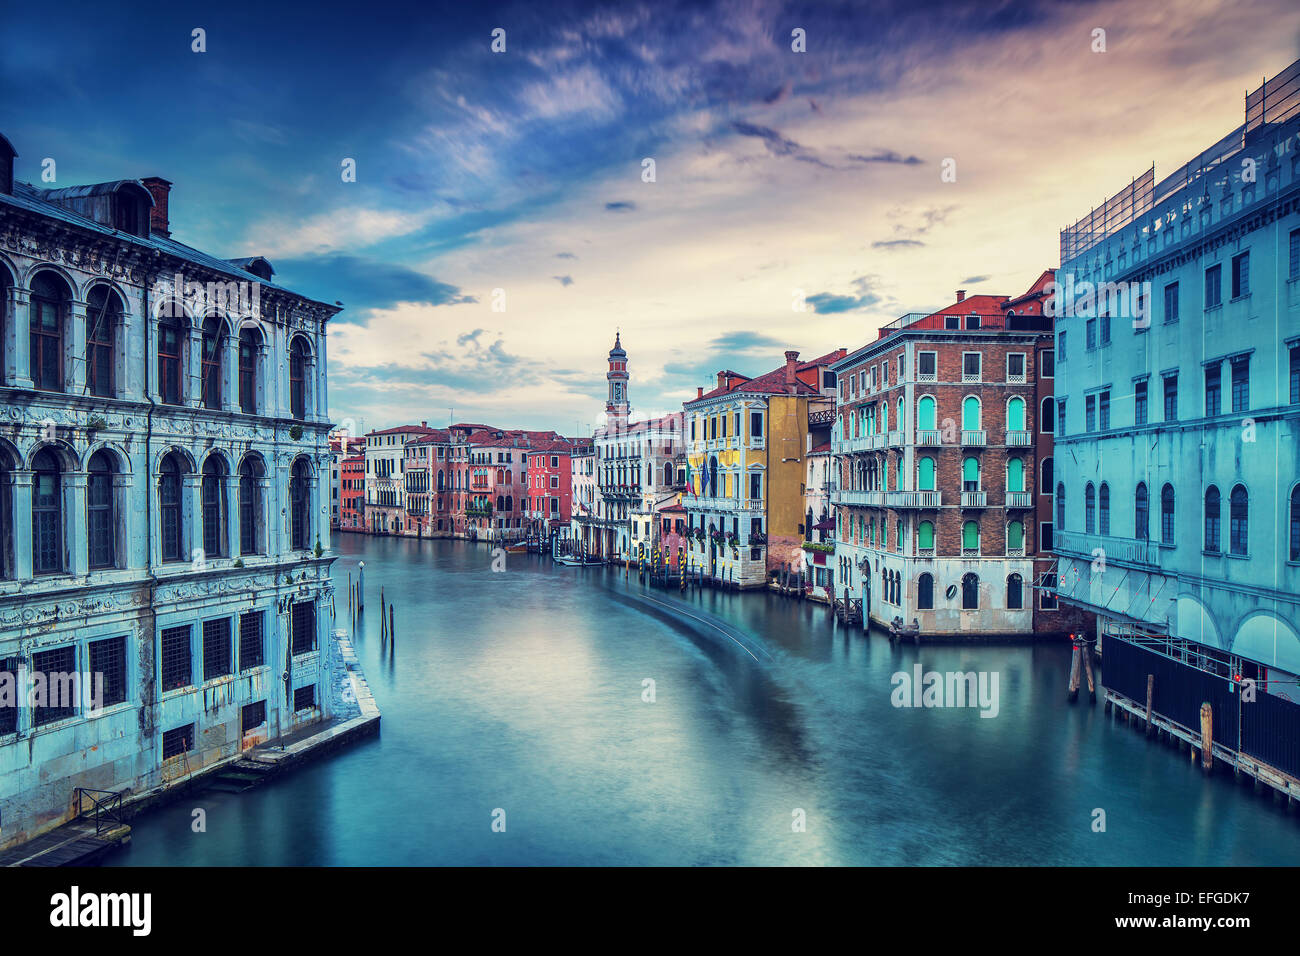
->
[{"left": 3, "top": 0, "right": 1296, "bottom": 431}]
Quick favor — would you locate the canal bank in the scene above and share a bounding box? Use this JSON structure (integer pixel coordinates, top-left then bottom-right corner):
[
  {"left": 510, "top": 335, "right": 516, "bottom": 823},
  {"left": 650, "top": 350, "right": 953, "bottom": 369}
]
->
[{"left": 107, "top": 535, "right": 1300, "bottom": 866}]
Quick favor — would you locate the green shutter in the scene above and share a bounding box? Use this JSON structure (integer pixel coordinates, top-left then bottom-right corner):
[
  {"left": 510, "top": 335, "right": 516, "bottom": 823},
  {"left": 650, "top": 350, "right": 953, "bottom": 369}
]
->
[
  {"left": 1007, "top": 458, "right": 1024, "bottom": 493},
  {"left": 963, "top": 457, "right": 979, "bottom": 484},
  {"left": 1008, "top": 397, "right": 1025, "bottom": 432},
  {"left": 919, "top": 520, "right": 934, "bottom": 548},
  {"left": 963, "top": 396, "right": 980, "bottom": 431},
  {"left": 963, "top": 520, "right": 979, "bottom": 549},
  {"left": 1008, "top": 520, "right": 1023, "bottom": 550},
  {"left": 918, "top": 397, "right": 935, "bottom": 431},
  {"left": 919, "top": 456, "right": 935, "bottom": 491}
]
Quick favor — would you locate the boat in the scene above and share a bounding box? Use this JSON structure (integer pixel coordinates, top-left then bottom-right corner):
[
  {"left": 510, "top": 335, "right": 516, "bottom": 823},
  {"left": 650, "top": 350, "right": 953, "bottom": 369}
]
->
[{"left": 503, "top": 542, "right": 527, "bottom": 554}]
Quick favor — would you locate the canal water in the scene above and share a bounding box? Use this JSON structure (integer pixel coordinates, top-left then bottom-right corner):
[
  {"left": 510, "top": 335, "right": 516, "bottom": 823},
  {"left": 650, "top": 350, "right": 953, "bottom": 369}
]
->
[{"left": 109, "top": 535, "right": 1300, "bottom": 865}]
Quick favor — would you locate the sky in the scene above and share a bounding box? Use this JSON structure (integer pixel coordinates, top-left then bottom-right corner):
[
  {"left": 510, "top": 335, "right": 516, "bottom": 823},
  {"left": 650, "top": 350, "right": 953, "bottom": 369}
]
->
[{"left": 3, "top": 0, "right": 1298, "bottom": 432}]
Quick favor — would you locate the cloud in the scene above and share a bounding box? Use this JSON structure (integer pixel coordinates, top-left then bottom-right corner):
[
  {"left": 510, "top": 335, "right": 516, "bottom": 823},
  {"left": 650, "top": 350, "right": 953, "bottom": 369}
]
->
[
  {"left": 961, "top": 274, "right": 991, "bottom": 284},
  {"left": 244, "top": 206, "right": 440, "bottom": 257},
  {"left": 553, "top": 274, "right": 574, "bottom": 286},
  {"left": 849, "top": 150, "right": 923, "bottom": 165},
  {"left": 275, "top": 254, "right": 475, "bottom": 322},
  {"left": 710, "top": 331, "right": 785, "bottom": 351},
  {"left": 871, "top": 239, "right": 925, "bottom": 249},
  {"left": 605, "top": 201, "right": 637, "bottom": 212},
  {"left": 555, "top": 251, "right": 578, "bottom": 259},
  {"left": 729, "top": 121, "right": 834, "bottom": 168}
]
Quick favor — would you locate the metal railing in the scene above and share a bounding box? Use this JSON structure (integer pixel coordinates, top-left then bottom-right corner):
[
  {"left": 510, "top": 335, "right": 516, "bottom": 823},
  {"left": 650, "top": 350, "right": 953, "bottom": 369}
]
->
[{"left": 75, "top": 787, "right": 125, "bottom": 835}]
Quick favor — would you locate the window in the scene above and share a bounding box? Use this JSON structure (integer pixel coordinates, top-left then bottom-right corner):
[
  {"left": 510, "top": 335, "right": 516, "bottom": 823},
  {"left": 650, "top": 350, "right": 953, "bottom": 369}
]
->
[
  {"left": 1204, "top": 486, "right": 1221, "bottom": 553},
  {"left": 242, "top": 700, "right": 266, "bottom": 735},
  {"left": 962, "top": 352, "right": 981, "bottom": 382},
  {"left": 1291, "top": 485, "right": 1300, "bottom": 561},
  {"left": 962, "top": 396, "right": 980, "bottom": 431},
  {"left": 962, "top": 457, "right": 980, "bottom": 492},
  {"left": 1085, "top": 318, "right": 1097, "bottom": 350},
  {"left": 961, "top": 572, "right": 979, "bottom": 609},
  {"left": 1057, "top": 330, "right": 1067, "bottom": 364},
  {"left": 1056, "top": 483, "right": 1066, "bottom": 529},
  {"left": 917, "top": 573, "right": 934, "bottom": 609},
  {"left": 87, "top": 450, "right": 116, "bottom": 569},
  {"left": 29, "top": 273, "right": 65, "bottom": 392},
  {"left": 1100, "top": 314, "right": 1111, "bottom": 346},
  {"left": 85, "top": 286, "right": 119, "bottom": 398},
  {"left": 918, "top": 520, "right": 934, "bottom": 551},
  {"left": 1007, "top": 397, "right": 1025, "bottom": 432},
  {"left": 1007, "top": 520, "right": 1023, "bottom": 552},
  {"left": 1134, "top": 482, "right": 1149, "bottom": 541},
  {"left": 238, "top": 328, "right": 259, "bottom": 413},
  {"left": 1134, "top": 380, "right": 1148, "bottom": 426},
  {"left": 962, "top": 520, "right": 979, "bottom": 552},
  {"left": 202, "top": 617, "right": 232, "bottom": 681},
  {"left": 160, "top": 453, "right": 184, "bottom": 562},
  {"left": 1007, "top": 353, "right": 1025, "bottom": 382},
  {"left": 290, "top": 458, "right": 311, "bottom": 550},
  {"left": 294, "top": 684, "right": 316, "bottom": 711},
  {"left": 1085, "top": 395, "right": 1096, "bottom": 432},
  {"left": 1229, "top": 484, "right": 1248, "bottom": 556},
  {"left": 89, "top": 636, "right": 126, "bottom": 707},
  {"left": 917, "top": 396, "right": 936, "bottom": 431},
  {"left": 1040, "top": 397, "right": 1054, "bottom": 433},
  {"left": 201, "top": 317, "right": 224, "bottom": 409},
  {"left": 158, "top": 315, "right": 184, "bottom": 405},
  {"left": 32, "top": 448, "right": 62, "bottom": 574},
  {"left": 1204, "top": 363, "right": 1222, "bottom": 417},
  {"left": 239, "top": 611, "right": 264, "bottom": 670},
  {"left": 160, "top": 625, "right": 192, "bottom": 691},
  {"left": 1099, "top": 483, "right": 1110, "bottom": 535},
  {"left": 918, "top": 456, "right": 935, "bottom": 491},
  {"left": 1099, "top": 390, "right": 1110, "bottom": 430},
  {"left": 1161, "top": 484, "right": 1176, "bottom": 545},
  {"left": 1085, "top": 483, "right": 1096, "bottom": 534},
  {"left": 1290, "top": 229, "right": 1300, "bottom": 280},
  {"left": 1163, "top": 374, "right": 1178, "bottom": 421},
  {"left": 162, "top": 723, "right": 194, "bottom": 760},
  {"left": 290, "top": 338, "right": 309, "bottom": 420},
  {"left": 201, "top": 457, "right": 226, "bottom": 558},
  {"left": 32, "top": 645, "right": 76, "bottom": 725},
  {"left": 1205, "top": 263, "right": 1222, "bottom": 308},
  {"left": 1006, "top": 458, "right": 1024, "bottom": 494},
  {"left": 1040, "top": 457, "right": 1053, "bottom": 495},
  {"left": 1057, "top": 399, "right": 1066, "bottom": 437},
  {"left": 1231, "top": 251, "right": 1250, "bottom": 298},
  {"left": 1040, "top": 521, "right": 1053, "bottom": 552},
  {"left": 291, "top": 601, "right": 316, "bottom": 655},
  {"left": 239, "top": 457, "right": 262, "bottom": 554},
  {"left": 1230, "top": 356, "right": 1249, "bottom": 413},
  {"left": 1163, "top": 282, "right": 1179, "bottom": 324},
  {"left": 1291, "top": 345, "right": 1299, "bottom": 405},
  {"left": 1007, "top": 574, "right": 1023, "bottom": 610},
  {"left": 750, "top": 412, "right": 763, "bottom": 437},
  {"left": 1040, "top": 349, "right": 1054, "bottom": 378},
  {"left": 1040, "top": 572, "right": 1058, "bottom": 610}
]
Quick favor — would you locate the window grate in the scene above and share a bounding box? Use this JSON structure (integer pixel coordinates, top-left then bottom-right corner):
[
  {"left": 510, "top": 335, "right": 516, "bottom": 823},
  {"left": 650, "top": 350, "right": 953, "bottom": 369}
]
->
[
  {"left": 89, "top": 636, "right": 126, "bottom": 708},
  {"left": 202, "top": 617, "right": 232, "bottom": 681},
  {"left": 160, "top": 625, "right": 192, "bottom": 691},
  {"left": 291, "top": 602, "right": 316, "bottom": 655},
  {"left": 32, "top": 645, "right": 77, "bottom": 725},
  {"left": 0, "top": 657, "right": 21, "bottom": 734},
  {"left": 293, "top": 684, "right": 316, "bottom": 712},
  {"left": 162, "top": 723, "right": 194, "bottom": 760},
  {"left": 239, "top": 611, "right": 264, "bottom": 670},
  {"left": 242, "top": 700, "right": 266, "bottom": 735}
]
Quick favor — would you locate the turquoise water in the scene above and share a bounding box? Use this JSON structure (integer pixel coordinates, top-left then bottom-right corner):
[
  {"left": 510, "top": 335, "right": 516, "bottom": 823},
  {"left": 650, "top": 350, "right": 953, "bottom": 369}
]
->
[{"left": 108, "top": 535, "right": 1300, "bottom": 865}]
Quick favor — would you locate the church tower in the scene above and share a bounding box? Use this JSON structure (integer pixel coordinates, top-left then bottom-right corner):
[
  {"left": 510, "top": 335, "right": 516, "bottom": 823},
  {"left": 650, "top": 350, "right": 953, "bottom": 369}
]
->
[{"left": 606, "top": 332, "right": 629, "bottom": 429}]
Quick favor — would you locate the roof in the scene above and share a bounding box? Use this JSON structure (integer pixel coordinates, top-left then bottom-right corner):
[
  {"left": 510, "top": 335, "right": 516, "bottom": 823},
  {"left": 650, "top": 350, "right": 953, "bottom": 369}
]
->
[
  {"left": 366, "top": 424, "right": 441, "bottom": 438},
  {"left": 809, "top": 441, "right": 832, "bottom": 455},
  {"left": 1, "top": 181, "right": 341, "bottom": 314},
  {"left": 689, "top": 349, "right": 844, "bottom": 404}
]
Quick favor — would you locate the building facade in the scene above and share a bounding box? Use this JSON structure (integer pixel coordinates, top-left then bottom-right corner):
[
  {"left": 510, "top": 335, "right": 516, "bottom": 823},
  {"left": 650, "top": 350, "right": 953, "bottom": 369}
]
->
[
  {"left": 0, "top": 134, "right": 339, "bottom": 849},
  {"left": 362, "top": 422, "right": 436, "bottom": 534}
]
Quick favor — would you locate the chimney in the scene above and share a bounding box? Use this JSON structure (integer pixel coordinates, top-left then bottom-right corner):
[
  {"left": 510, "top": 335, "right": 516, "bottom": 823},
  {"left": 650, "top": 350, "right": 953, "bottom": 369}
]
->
[
  {"left": 955, "top": 289, "right": 966, "bottom": 303},
  {"left": 141, "top": 176, "right": 172, "bottom": 237},
  {"left": 716, "top": 371, "right": 728, "bottom": 390},
  {"left": 421, "top": 421, "right": 427, "bottom": 427},
  {"left": 784, "top": 350, "right": 799, "bottom": 391},
  {"left": 696, "top": 386, "right": 703, "bottom": 399}
]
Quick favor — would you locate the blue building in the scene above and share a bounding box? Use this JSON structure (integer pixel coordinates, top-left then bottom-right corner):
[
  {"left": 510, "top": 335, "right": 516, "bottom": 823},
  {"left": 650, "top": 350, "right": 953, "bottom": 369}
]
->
[
  {"left": 0, "top": 133, "right": 340, "bottom": 849},
  {"left": 1052, "top": 61, "right": 1300, "bottom": 768}
]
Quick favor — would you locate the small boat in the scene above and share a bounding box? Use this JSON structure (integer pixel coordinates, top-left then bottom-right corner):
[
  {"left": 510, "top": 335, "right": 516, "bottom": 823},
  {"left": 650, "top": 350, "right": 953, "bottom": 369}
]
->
[{"left": 503, "top": 542, "right": 527, "bottom": 554}]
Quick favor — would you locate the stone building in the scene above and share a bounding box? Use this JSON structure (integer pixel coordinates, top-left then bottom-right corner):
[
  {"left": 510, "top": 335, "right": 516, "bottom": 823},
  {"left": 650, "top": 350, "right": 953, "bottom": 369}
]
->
[
  {"left": 362, "top": 422, "right": 436, "bottom": 534},
  {"left": 0, "top": 133, "right": 339, "bottom": 849}
]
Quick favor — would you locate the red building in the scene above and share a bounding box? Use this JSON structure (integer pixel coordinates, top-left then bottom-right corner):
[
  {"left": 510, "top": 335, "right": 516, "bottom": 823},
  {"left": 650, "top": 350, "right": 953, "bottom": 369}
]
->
[
  {"left": 340, "top": 454, "right": 365, "bottom": 531},
  {"left": 525, "top": 439, "right": 584, "bottom": 534}
]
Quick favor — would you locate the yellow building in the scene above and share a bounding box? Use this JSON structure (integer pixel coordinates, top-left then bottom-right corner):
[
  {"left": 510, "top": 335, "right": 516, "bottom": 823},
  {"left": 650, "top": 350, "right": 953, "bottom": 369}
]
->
[{"left": 681, "top": 349, "right": 843, "bottom": 588}]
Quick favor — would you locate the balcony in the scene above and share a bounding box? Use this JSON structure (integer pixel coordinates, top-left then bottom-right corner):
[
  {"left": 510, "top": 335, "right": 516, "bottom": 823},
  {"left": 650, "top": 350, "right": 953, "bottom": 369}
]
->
[
  {"left": 885, "top": 430, "right": 904, "bottom": 447},
  {"left": 916, "top": 430, "right": 942, "bottom": 447},
  {"left": 1005, "top": 492, "right": 1033, "bottom": 509},
  {"left": 918, "top": 370, "right": 937, "bottom": 383},
  {"left": 744, "top": 498, "right": 764, "bottom": 512},
  {"left": 749, "top": 435, "right": 766, "bottom": 450},
  {"left": 1055, "top": 530, "right": 1162, "bottom": 568},
  {"left": 1006, "top": 430, "right": 1032, "bottom": 446},
  {"left": 916, "top": 546, "right": 936, "bottom": 558},
  {"left": 961, "top": 430, "right": 987, "bottom": 446},
  {"left": 961, "top": 491, "right": 987, "bottom": 508},
  {"left": 961, "top": 546, "right": 981, "bottom": 557},
  {"left": 831, "top": 489, "right": 883, "bottom": 507},
  {"left": 886, "top": 491, "right": 941, "bottom": 509},
  {"left": 962, "top": 370, "right": 981, "bottom": 383},
  {"left": 869, "top": 434, "right": 887, "bottom": 450}
]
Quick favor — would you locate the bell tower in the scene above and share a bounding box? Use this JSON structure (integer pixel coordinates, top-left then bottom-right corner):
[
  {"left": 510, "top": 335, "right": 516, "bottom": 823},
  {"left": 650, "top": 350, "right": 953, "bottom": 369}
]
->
[{"left": 606, "top": 331, "right": 629, "bottom": 428}]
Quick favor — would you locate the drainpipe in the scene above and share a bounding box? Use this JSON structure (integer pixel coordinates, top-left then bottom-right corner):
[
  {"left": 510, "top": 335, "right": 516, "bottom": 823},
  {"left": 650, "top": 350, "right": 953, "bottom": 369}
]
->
[{"left": 142, "top": 260, "right": 159, "bottom": 743}]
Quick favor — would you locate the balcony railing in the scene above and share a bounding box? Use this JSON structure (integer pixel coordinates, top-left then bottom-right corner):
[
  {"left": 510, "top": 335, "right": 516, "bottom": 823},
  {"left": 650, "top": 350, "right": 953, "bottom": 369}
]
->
[
  {"left": 916, "top": 430, "right": 943, "bottom": 446},
  {"left": 749, "top": 435, "right": 766, "bottom": 449},
  {"left": 1055, "top": 530, "right": 1162, "bottom": 567},
  {"left": 1005, "top": 492, "right": 1033, "bottom": 508},
  {"left": 916, "top": 546, "right": 936, "bottom": 558},
  {"left": 961, "top": 430, "right": 987, "bottom": 446},
  {"left": 834, "top": 436, "right": 872, "bottom": 455},
  {"left": 961, "top": 491, "right": 987, "bottom": 508},
  {"left": 744, "top": 498, "right": 764, "bottom": 511},
  {"left": 1006, "top": 430, "right": 1032, "bottom": 446},
  {"left": 961, "top": 546, "right": 981, "bottom": 557},
  {"left": 885, "top": 430, "right": 903, "bottom": 447},
  {"left": 962, "top": 370, "right": 982, "bottom": 383},
  {"left": 918, "top": 370, "right": 937, "bottom": 383},
  {"left": 831, "top": 489, "right": 883, "bottom": 507},
  {"left": 886, "top": 491, "right": 941, "bottom": 509}
]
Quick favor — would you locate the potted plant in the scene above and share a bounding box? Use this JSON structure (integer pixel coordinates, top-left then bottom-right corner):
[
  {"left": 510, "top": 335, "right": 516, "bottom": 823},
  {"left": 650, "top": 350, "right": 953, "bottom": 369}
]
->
[{"left": 289, "top": 424, "right": 304, "bottom": 441}]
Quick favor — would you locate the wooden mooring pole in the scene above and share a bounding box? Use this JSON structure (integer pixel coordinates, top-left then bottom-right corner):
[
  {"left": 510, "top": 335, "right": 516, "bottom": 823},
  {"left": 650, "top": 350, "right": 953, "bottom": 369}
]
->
[
  {"left": 1145, "top": 674, "right": 1154, "bottom": 736},
  {"left": 1200, "top": 702, "right": 1213, "bottom": 773},
  {"left": 1067, "top": 638, "right": 1082, "bottom": 702}
]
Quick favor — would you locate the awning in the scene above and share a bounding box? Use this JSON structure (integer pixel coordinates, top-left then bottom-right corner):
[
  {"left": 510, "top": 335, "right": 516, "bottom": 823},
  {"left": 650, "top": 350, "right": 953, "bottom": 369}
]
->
[{"left": 813, "top": 517, "right": 836, "bottom": 531}]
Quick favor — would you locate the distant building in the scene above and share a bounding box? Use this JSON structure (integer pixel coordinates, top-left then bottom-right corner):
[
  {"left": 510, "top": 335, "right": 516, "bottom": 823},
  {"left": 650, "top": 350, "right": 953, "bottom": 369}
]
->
[
  {"left": 363, "top": 423, "right": 437, "bottom": 534},
  {"left": 328, "top": 431, "right": 363, "bottom": 529},
  {"left": 802, "top": 441, "right": 835, "bottom": 602},
  {"left": 340, "top": 454, "right": 365, "bottom": 531}
]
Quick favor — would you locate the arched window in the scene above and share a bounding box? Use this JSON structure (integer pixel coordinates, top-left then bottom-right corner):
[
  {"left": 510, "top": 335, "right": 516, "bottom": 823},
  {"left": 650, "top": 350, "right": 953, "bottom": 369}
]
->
[
  {"left": 1161, "top": 483, "right": 1176, "bottom": 545},
  {"left": 917, "top": 396, "right": 936, "bottom": 432},
  {"left": 1007, "top": 397, "right": 1025, "bottom": 432},
  {"left": 160, "top": 453, "right": 185, "bottom": 561},
  {"left": 1135, "top": 482, "right": 1149, "bottom": 541},
  {"left": 961, "top": 572, "right": 979, "bottom": 609},
  {"left": 87, "top": 450, "right": 116, "bottom": 569},
  {"left": 85, "top": 286, "right": 121, "bottom": 398},
  {"left": 962, "top": 456, "right": 979, "bottom": 492},
  {"left": 918, "top": 520, "right": 934, "bottom": 551},
  {"left": 30, "top": 272, "right": 67, "bottom": 392},
  {"left": 962, "top": 520, "right": 979, "bottom": 553},
  {"left": 200, "top": 317, "right": 225, "bottom": 410},
  {"left": 290, "top": 338, "right": 309, "bottom": 420},
  {"left": 1099, "top": 482, "right": 1110, "bottom": 535},
  {"left": 32, "top": 448, "right": 63, "bottom": 573},
  {"left": 437, "top": 469, "right": 445, "bottom": 492},
  {"left": 1229, "top": 484, "right": 1248, "bottom": 555},
  {"left": 505, "top": 495, "right": 513, "bottom": 512},
  {"left": 158, "top": 312, "right": 185, "bottom": 405},
  {"left": 239, "top": 457, "right": 263, "bottom": 555},
  {"left": 917, "top": 572, "right": 934, "bottom": 609},
  {"left": 708, "top": 457, "right": 718, "bottom": 498},
  {"left": 201, "top": 457, "right": 227, "bottom": 557},
  {"left": 1007, "top": 573, "right": 1023, "bottom": 610},
  {"left": 1085, "top": 483, "right": 1096, "bottom": 533},
  {"left": 1006, "top": 458, "right": 1024, "bottom": 493},
  {"left": 1056, "top": 482, "right": 1066, "bottom": 529},
  {"left": 896, "top": 397, "right": 903, "bottom": 431},
  {"left": 1040, "top": 456, "right": 1053, "bottom": 495},
  {"left": 1204, "top": 485, "right": 1221, "bottom": 553},
  {"left": 962, "top": 396, "right": 981, "bottom": 431},
  {"left": 238, "top": 327, "right": 260, "bottom": 413},
  {"left": 664, "top": 462, "right": 673, "bottom": 486},
  {"left": 918, "top": 456, "right": 935, "bottom": 491},
  {"left": 290, "top": 458, "right": 311, "bottom": 550},
  {"left": 1007, "top": 520, "right": 1023, "bottom": 553},
  {"left": 1291, "top": 485, "right": 1300, "bottom": 561},
  {"left": 1040, "top": 396, "right": 1055, "bottom": 433}
]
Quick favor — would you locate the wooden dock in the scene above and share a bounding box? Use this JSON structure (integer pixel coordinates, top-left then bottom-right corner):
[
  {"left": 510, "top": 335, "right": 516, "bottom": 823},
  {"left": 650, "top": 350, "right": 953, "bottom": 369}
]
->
[{"left": 0, "top": 819, "right": 130, "bottom": 867}]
